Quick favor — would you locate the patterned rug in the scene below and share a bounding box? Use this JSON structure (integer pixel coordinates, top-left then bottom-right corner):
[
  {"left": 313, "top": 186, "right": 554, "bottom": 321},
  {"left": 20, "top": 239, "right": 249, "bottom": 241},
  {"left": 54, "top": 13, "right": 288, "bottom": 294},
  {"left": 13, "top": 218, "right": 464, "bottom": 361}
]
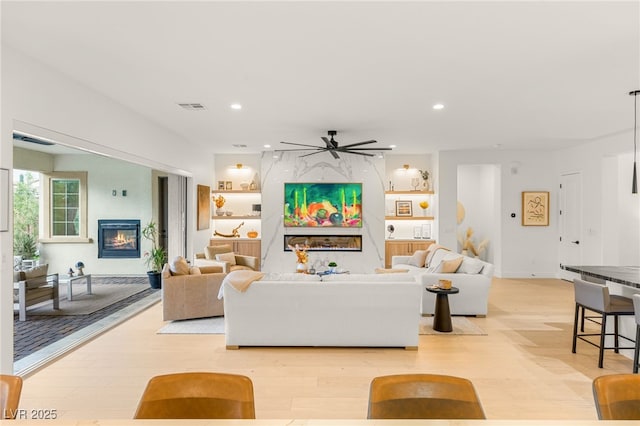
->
[{"left": 157, "top": 316, "right": 486, "bottom": 335}]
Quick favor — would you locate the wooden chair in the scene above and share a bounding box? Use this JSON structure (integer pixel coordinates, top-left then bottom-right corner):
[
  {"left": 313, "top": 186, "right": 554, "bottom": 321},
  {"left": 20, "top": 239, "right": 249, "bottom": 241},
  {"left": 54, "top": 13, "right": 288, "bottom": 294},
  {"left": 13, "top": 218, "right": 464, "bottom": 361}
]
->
[
  {"left": 367, "top": 374, "right": 486, "bottom": 419},
  {"left": 1, "top": 374, "right": 23, "bottom": 419},
  {"left": 593, "top": 374, "right": 640, "bottom": 420},
  {"left": 133, "top": 372, "right": 255, "bottom": 419},
  {"left": 572, "top": 278, "right": 635, "bottom": 368},
  {"left": 13, "top": 264, "right": 59, "bottom": 321}
]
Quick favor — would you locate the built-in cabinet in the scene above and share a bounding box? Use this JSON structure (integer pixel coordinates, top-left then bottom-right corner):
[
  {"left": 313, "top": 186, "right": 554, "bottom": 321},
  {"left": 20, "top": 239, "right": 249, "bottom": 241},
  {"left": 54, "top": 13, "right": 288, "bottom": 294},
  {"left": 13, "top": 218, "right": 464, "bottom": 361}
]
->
[
  {"left": 209, "top": 238, "right": 261, "bottom": 259},
  {"left": 384, "top": 240, "right": 435, "bottom": 268}
]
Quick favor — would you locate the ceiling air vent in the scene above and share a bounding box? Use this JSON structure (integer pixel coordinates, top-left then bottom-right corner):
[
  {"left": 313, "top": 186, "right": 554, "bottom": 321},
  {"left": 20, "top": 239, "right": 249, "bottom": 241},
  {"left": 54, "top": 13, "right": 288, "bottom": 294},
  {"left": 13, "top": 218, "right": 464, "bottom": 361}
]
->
[
  {"left": 232, "top": 144, "right": 247, "bottom": 148},
  {"left": 177, "top": 103, "right": 206, "bottom": 110}
]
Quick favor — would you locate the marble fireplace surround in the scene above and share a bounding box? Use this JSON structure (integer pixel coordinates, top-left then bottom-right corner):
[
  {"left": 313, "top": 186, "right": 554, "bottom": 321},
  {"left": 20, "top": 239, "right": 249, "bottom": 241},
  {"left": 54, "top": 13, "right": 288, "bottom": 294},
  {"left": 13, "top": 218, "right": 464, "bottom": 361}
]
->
[{"left": 261, "top": 152, "right": 385, "bottom": 274}]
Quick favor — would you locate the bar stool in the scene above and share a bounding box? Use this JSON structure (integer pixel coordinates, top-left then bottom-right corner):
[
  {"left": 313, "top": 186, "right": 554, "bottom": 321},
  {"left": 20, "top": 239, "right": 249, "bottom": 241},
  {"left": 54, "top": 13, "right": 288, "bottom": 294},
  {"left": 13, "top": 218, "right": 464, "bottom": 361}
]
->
[
  {"left": 632, "top": 294, "right": 640, "bottom": 373},
  {"left": 579, "top": 274, "right": 606, "bottom": 332},
  {"left": 572, "top": 278, "right": 635, "bottom": 368}
]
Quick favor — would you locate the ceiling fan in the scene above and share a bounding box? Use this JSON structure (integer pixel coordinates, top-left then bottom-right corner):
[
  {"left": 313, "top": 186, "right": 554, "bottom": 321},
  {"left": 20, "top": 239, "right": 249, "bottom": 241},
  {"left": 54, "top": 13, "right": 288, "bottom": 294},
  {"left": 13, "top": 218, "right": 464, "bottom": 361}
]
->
[{"left": 276, "top": 130, "right": 392, "bottom": 159}]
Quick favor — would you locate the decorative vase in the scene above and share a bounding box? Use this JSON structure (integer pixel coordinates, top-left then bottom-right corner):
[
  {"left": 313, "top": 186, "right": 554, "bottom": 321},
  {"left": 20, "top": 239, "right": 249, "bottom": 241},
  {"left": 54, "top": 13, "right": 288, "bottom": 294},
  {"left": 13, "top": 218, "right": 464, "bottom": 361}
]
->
[
  {"left": 216, "top": 208, "right": 225, "bottom": 216},
  {"left": 296, "top": 263, "right": 308, "bottom": 273},
  {"left": 147, "top": 271, "right": 162, "bottom": 289}
]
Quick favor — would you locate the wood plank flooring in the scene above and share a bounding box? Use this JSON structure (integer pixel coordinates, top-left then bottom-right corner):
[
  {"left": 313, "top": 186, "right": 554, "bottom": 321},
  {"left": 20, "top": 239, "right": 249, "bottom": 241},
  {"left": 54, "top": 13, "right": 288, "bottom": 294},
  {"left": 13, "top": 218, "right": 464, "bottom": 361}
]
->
[{"left": 18, "top": 278, "right": 635, "bottom": 420}]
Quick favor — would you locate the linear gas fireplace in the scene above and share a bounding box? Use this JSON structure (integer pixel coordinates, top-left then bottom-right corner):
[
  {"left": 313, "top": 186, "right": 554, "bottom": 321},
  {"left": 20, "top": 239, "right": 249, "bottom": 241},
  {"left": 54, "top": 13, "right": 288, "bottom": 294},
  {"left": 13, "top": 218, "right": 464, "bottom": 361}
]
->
[{"left": 98, "top": 219, "right": 141, "bottom": 259}]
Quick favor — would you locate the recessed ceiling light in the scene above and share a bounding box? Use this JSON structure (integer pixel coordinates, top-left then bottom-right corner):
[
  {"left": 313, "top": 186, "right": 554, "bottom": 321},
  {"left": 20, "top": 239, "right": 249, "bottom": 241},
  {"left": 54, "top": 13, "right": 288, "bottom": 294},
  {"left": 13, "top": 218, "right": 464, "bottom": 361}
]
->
[
  {"left": 230, "top": 103, "right": 242, "bottom": 110},
  {"left": 432, "top": 103, "right": 444, "bottom": 110},
  {"left": 389, "top": 144, "right": 397, "bottom": 148},
  {"left": 264, "top": 144, "right": 271, "bottom": 148}
]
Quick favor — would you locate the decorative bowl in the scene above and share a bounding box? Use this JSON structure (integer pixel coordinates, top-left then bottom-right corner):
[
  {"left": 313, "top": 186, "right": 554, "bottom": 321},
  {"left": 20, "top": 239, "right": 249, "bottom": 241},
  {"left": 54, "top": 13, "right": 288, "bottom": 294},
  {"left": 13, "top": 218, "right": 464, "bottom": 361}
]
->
[{"left": 225, "top": 211, "right": 233, "bottom": 216}]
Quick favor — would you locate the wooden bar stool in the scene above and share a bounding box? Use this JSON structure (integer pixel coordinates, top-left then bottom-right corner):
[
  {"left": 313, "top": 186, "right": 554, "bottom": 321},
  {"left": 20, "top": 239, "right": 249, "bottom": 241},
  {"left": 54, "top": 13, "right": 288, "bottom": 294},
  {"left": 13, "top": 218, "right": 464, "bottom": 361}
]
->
[
  {"left": 572, "top": 278, "right": 635, "bottom": 368},
  {"left": 632, "top": 294, "right": 640, "bottom": 373}
]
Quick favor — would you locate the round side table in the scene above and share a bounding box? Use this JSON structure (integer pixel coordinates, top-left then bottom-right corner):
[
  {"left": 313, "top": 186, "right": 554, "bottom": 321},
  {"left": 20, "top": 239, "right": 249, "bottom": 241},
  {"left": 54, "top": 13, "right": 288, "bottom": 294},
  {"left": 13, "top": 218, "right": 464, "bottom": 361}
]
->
[{"left": 425, "top": 286, "right": 460, "bottom": 332}]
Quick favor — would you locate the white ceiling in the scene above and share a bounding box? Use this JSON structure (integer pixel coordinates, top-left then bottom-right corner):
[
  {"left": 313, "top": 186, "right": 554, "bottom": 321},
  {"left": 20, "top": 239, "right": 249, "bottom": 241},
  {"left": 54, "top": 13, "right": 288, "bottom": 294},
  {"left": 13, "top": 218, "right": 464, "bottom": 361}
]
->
[{"left": 2, "top": 1, "right": 639, "bottom": 156}]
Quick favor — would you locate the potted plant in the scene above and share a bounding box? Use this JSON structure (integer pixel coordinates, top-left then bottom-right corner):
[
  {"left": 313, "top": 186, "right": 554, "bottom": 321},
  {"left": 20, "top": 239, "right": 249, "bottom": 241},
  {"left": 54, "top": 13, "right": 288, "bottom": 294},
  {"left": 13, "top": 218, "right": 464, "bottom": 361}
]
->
[
  {"left": 142, "top": 221, "right": 167, "bottom": 289},
  {"left": 328, "top": 261, "right": 337, "bottom": 273}
]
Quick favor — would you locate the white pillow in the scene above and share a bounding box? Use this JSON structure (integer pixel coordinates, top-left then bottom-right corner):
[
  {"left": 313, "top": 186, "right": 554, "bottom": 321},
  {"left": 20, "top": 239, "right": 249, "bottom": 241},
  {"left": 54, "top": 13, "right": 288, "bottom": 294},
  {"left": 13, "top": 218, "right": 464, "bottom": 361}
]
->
[
  {"left": 215, "top": 252, "right": 237, "bottom": 265},
  {"left": 457, "top": 257, "right": 485, "bottom": 274},
  {"left": 407, "top": 250, "right": 428, "bottom": 267}
]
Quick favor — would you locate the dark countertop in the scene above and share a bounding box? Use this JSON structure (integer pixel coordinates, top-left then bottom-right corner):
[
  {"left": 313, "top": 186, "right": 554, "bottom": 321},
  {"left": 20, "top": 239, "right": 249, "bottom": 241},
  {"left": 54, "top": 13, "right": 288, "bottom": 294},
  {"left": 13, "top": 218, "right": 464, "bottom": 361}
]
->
[{"left": 562, "top": 265, "right": 640, "bottom": 288}]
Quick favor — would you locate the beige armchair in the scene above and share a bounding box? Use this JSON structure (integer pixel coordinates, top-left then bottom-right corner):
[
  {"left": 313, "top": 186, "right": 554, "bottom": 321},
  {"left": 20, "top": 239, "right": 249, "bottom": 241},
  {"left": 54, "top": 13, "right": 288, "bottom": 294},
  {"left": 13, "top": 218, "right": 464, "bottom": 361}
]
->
[
  {"left": 13, "top": 264, "right": 59, "bottom": 321},
  {"left": 161, "top": 263, "right": 226, "bottom": 321},
  {"left": 194, "top": 244, "right": 260, "bottom": 273}
]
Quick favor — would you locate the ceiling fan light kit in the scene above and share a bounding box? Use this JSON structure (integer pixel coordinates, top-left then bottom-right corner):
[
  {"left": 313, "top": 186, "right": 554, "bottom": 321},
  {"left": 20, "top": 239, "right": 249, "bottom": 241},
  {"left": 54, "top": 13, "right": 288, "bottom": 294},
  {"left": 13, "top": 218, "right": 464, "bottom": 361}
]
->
[{"left": 276, "top": 130, "right": 392, "bottom": 159}]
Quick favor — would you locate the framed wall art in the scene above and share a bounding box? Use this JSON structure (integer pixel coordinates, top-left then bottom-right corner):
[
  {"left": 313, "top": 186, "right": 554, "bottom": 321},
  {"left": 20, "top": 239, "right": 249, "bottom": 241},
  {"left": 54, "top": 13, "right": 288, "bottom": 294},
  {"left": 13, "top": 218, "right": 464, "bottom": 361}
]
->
[
  {"left": 283, "top": 182, "right": 362, "bottom": 227},
  {"left": 522, "top": 191, "right": 549, "bottom": 226},
  {"left": 196, "top": 184, "right": 210, "bottom": 230},
  {"left": 395, "top": 200, "right": 413, "bottom": 217}
]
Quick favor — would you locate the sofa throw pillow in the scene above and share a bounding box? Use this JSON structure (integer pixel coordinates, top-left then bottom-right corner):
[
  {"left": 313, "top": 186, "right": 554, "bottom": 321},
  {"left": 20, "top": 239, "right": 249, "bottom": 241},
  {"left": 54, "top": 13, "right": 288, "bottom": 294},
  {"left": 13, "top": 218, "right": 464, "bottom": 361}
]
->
[
  {"left": 215, "top": 252, "right": 237, "bottom": 266},
  {"left": 407, "top": 250, "right": 428, "bottom": 268},
  {"left": 169, "top": 256, "right": 190, "bottom": 276},
  {"left": 457, "top": 257, "right": 485, "bottom": 274},
  {"left": 439, "top": 256, "right": 464, "bottom": 273},
  {"left": 22, "top": 264, "right": 49, "bottom": 279},
  {"left": 204, "top": 244, "right": 233, "bottom": 260}
]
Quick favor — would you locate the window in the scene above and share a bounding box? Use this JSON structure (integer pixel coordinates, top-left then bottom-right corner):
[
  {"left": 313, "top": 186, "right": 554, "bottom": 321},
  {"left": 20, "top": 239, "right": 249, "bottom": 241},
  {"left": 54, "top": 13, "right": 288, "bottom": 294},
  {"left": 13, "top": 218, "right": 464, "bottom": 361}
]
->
[{"left": 41, "top": 172, "right": 89, "bottom": 243}]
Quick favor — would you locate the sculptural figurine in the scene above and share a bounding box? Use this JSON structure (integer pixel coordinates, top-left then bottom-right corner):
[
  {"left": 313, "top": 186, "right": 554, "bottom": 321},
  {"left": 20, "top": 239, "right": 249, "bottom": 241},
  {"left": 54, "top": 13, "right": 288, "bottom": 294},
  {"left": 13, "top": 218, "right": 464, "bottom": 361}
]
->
[
  {"left": 214, "top": 221, "right": 244, "bottom": 238},
  {"left": 460, "top": 227, "right": 489, "bottom": 259}
]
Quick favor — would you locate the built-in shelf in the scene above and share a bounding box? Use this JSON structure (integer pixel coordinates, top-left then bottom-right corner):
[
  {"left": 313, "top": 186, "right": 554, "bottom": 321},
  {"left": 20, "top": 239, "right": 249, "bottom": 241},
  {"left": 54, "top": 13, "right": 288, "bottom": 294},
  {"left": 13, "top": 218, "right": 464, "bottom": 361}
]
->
[
  {"left": 385, "top": 190, "right": 434, "bottom": 195},
  {"left": 211, "top": 215, "right": 261, "bottom": 220},
  {"left": 385, "top": 216, "right": 434, "bottom": 221},
  {"left": 211, "top": 190, "right": 260, "bottom": 194}
]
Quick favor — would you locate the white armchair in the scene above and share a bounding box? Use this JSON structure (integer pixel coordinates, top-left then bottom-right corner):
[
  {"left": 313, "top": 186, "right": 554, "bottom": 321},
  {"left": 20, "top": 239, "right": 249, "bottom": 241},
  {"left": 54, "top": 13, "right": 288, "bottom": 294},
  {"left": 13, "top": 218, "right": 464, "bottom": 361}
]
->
[{"left": 194, "top": 244, "right": 260, "bottom": 273}]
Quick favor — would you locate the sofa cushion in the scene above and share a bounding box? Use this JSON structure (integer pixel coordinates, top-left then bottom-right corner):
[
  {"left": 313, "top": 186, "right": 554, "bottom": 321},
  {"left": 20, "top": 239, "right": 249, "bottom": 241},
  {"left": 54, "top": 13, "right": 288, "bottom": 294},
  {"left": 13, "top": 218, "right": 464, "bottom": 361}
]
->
[
  {"left": 204, "top": 244, "right": 233, "bottom": 260},
  {"left": 321, "top": 273, "right": 416, "bottom": 282},
  {"left": 169, "top": 256, "right": 190, "bottom": 275},
  {"left": 407, "top": 250, "right": 428, "bottom": 268},
  {"left": 17, "top": 264, "right": 49, "bottom": 280},
  {"left": 439, "top": 256, "right": 464, "bottom": 273},
  {"left": 457, "top": 257, "right": 485, "bottom": 274},
  {"left": 216, "top": 252, "right": 237, "bottom": 265},
  {"left": 261, "top": 272, "right": 322, "bottom": 282}
]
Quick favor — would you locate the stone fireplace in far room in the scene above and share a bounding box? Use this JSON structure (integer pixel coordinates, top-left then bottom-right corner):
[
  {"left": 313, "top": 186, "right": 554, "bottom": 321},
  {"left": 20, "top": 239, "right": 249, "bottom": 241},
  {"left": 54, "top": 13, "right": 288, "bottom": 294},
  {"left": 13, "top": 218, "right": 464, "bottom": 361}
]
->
[{"left": 98, "top": 219, "right": 141, "bottom": 259}]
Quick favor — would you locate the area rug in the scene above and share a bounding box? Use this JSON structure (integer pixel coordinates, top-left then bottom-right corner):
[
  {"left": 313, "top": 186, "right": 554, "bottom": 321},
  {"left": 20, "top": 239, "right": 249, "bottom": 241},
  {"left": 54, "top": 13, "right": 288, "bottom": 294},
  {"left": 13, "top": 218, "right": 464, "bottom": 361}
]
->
[
  {"left": 27, "top": 283, "right": 149, "bottom": 316},
  {"left": 157, "top": 316, "right": 486, "bottom": 336}
]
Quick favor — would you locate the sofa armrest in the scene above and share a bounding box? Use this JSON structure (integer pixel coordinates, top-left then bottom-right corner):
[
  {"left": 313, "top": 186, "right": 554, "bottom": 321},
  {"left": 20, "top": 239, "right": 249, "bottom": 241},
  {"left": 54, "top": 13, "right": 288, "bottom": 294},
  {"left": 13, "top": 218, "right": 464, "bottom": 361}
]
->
[
  {"left": 391, "top": 255, "right": 412, "bottom": 267},
  {"left": 235, "top": 255, "right": 260, "bottom": 271}
]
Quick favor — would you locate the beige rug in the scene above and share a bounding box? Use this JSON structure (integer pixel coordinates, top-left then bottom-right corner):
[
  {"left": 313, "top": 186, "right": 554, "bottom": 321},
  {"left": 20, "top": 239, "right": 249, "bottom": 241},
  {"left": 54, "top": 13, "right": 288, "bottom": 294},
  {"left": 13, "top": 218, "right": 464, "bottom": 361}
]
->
[
  {"left": 158, "top": 316, "right": 486, "bottom": 336},
  {"left": 27, "top": 283, "right": 148, "bottom": 316}
]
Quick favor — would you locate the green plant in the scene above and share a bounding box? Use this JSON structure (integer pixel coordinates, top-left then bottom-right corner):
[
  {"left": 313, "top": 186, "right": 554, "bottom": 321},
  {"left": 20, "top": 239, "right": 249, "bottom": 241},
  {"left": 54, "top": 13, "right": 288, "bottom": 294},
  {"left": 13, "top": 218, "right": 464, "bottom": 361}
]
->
[
  {"left": 142, "top": 221, "right": 167, "bottom": 273},
  {"left": 328, "top": 261, "right": 337, "bottom": 267},
  {"left": 14, "top": 233, "right": 37, "bottom": 259}
]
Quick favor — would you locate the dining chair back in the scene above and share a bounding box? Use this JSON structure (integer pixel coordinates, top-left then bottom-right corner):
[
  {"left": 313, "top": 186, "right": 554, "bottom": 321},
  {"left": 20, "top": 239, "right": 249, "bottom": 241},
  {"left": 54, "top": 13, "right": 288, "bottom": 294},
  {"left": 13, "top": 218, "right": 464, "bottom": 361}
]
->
[
  {"left": 134, "top": 372, "right": 255, "bottom": 419},
  {"left": 593, "top": 374, "right": 640, "bottom": 420},
  {"left": 367, "top": 373, "right": 485, "bottom": 419},
  {"left": 0, "top": 374, "right": 23, "bottom": 419}
]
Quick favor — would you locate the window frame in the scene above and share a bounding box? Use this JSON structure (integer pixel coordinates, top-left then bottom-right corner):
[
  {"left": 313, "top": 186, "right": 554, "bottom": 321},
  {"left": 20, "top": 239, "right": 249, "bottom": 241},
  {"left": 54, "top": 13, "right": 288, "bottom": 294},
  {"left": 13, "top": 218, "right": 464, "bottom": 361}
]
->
[{"left": 40, "top": 171, "right": 90, "bottom": 243}]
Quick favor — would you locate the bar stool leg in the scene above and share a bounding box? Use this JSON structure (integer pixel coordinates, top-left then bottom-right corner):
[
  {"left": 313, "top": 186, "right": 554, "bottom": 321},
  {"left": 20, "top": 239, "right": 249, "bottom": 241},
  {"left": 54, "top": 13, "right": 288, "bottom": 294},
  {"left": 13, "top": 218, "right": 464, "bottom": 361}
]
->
[
  {"left": 599, "top": 314, "right": 607, "bottom": 369},
  {"left": 634, "top": 325, "right": 640, "bottom": 374},
  {"left": 572, "top": 303, "right": 580, "bottom": 353},
  {"left": 614, "top": 314, "right": 620, "bottom": 354}
]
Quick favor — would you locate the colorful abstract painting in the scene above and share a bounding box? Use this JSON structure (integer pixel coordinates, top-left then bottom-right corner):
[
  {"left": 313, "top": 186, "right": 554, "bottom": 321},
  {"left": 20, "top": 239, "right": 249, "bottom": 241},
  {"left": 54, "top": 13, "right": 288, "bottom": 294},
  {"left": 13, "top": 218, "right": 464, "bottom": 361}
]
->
[{"left": 284, "top": 182, "right": 362, "bottom": 227}]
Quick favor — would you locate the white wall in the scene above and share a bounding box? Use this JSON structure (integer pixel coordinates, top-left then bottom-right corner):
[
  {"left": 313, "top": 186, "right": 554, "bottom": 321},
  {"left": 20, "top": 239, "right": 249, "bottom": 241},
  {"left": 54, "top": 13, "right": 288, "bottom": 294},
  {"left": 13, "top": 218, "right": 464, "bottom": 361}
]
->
[
  {"left": 0, "top": 47, "right": 214, "bottom": 373},
  {"left": 439, "top": 149, "right": 559, "bottom": 278}
]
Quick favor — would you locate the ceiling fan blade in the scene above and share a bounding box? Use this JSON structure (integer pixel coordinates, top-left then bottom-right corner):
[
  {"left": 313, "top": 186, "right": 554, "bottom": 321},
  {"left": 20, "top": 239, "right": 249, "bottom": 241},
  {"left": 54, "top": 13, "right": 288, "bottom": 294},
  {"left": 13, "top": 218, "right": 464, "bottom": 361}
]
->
[
  {"left": 340, "top": 147, "right": 393, "bottom": 151},
  {"left": 280, "top": 141, "right": 323, "bottom": 149},
  {"left": 339, "top": 140, "right": 377, "bottom": 149},
  {"left": 321, "top": 136, "right": 337, "bottom": 150},
  {"left": 339, "top": 150, "right": 374, "bottom": 157},
  {"left": 299, "top": 150, "right": 330, "bottom": 158},
  {"left": 274, "top": 148, "right": 324, "bottom": 152}
]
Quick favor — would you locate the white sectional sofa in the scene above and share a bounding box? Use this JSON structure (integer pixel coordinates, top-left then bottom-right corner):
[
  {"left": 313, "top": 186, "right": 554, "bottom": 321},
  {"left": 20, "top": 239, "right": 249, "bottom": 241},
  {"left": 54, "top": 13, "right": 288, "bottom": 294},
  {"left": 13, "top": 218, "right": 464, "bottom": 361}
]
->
[
  {"left": 392, "top": 246, "right": 494, "bottom": 317},
  {"left": 222, "top": 273, "right": 421, "bottom": 349}
]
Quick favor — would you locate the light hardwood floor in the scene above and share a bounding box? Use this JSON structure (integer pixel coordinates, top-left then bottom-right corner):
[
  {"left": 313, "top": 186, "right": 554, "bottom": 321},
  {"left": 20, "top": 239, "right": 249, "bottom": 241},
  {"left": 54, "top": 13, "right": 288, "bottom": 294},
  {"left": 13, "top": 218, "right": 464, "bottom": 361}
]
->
[{"left": 19, "top": 278, "right": 635, "bottom": 420}]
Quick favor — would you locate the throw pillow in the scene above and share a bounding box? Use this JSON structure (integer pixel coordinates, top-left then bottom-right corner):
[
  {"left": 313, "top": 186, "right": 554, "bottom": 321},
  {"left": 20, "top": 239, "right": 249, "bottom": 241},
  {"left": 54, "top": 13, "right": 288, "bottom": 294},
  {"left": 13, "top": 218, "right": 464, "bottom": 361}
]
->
[
  {"left": 169, "top": 256, "right": 190, "bottom": 276},
  {"left": 439, "top": 256, "right": 464, "bottom": 273},
  {"left": 457, "top": 257, "right": 485, "bottom": 274},
  {"left": 204, "top": 245, "right": 233, "bottom": 260},
  {"left": 22, "top": 264, "right": 49, "bottom": 279},
  {"left": 215, "top": 252, "right": 237, "bottom": 265},
  {"left": 407, "top": 250, "right": 428, "bottom": 268}
]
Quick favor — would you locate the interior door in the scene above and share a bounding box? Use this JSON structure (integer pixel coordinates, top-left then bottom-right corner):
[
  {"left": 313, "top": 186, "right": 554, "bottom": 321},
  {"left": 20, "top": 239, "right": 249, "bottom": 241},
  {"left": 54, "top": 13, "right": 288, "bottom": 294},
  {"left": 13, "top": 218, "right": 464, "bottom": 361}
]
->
[{"left": 559, "top": 172, "right": 582, "bottom": 280}]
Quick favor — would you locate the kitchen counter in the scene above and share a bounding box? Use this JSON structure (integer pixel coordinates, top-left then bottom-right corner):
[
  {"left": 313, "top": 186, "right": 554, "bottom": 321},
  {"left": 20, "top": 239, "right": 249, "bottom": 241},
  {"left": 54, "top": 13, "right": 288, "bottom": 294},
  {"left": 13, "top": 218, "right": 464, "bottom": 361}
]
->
[{"left": 562, "top": 265, "right": 640, "bottom": 288}]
